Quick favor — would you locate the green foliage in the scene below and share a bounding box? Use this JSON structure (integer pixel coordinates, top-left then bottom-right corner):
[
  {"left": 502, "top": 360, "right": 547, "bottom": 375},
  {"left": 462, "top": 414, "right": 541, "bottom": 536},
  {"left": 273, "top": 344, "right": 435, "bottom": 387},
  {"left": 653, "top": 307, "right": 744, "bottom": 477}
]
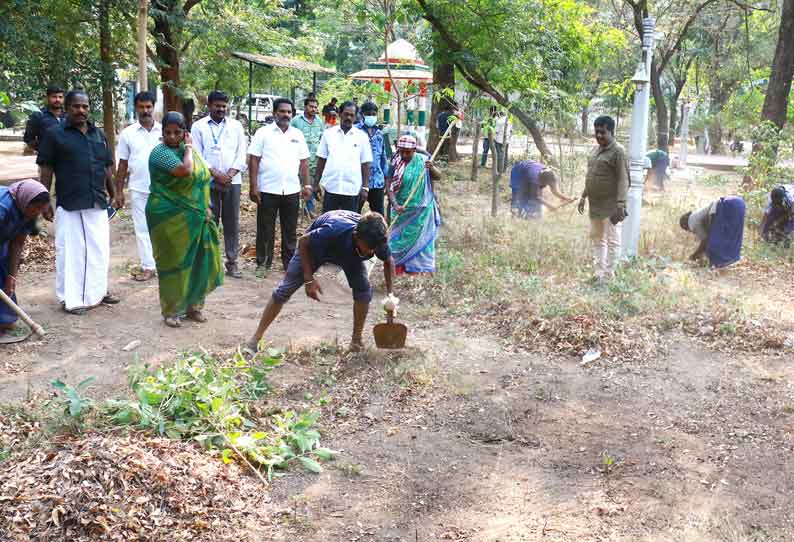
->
[
  {"left": 316, "top": 76, "right": 391, "bottom": 108},
  {"left": 103, "top": 350, "right": 335, "bottom": 478},
  {"left": 746, "top": 121, "right": 794, "bottom": 193},
  {"left": 409, "top": 0, "right": 597, "bottom": 120},
  {"left": 49, "top": 377, "right": 96, "bottom": 430}
]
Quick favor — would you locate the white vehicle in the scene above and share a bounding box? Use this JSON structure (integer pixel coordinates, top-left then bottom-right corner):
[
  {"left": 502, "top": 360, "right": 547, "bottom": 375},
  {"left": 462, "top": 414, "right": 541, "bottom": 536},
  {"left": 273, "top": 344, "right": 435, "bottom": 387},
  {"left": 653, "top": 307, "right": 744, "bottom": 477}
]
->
[{"left": 231, "top": 94, "right": 284, "bottom": 126}]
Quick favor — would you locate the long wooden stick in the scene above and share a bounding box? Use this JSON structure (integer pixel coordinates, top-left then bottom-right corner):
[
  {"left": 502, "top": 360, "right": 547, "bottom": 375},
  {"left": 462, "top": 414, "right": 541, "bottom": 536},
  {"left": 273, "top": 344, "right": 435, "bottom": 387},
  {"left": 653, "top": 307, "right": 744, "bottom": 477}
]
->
[
  {"left": 430, "top": 117, "right": 458, "bottom": 162},
  {"left": 0, "top": 288, "right": 46, "bottom": 337}
]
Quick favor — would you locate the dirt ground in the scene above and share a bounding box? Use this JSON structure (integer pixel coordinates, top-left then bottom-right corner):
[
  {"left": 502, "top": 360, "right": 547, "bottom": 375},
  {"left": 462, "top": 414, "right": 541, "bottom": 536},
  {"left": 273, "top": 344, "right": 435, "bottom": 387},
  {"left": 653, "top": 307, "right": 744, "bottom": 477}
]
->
[{"left": 2, "top": 172, "right": 794, "bottom": 541}]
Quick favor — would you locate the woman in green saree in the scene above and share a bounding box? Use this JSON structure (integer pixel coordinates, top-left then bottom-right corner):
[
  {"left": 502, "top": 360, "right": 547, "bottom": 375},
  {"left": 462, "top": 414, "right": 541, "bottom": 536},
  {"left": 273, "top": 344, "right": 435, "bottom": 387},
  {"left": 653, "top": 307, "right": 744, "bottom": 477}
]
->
[
  {"left": 147, "top": 112, "right": 223, "bottom": 328},
  {"left": 387, "top": 135, "right": 442, "bottom": 275}
]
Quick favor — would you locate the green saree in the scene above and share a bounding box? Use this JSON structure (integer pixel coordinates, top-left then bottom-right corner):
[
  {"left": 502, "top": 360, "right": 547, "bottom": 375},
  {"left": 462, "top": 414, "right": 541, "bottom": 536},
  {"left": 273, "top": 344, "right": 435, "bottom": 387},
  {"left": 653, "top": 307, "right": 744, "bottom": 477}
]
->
[{"left": 146, "top": 143, "right": 223, "bottom": 317}]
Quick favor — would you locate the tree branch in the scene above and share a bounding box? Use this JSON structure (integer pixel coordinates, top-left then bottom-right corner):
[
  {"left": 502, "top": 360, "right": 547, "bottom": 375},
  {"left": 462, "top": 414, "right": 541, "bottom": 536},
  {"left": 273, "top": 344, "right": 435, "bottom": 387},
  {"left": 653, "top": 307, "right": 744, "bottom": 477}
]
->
[
  {"left": 183, "top": 0, "right": 203, "bottom": 15},
  {"left": 657, "top": 0, "right": 720, "bottom": 74}
]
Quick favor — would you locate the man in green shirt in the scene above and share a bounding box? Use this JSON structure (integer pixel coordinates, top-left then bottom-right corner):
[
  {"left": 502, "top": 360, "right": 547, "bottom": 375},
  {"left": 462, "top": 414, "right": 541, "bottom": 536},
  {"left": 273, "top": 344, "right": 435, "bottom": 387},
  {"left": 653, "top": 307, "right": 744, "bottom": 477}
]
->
[
  {"left": 291, "top": 96, "right": 324, "bottom": 216},
  {"left": 578, "top": 115, "right": 629, "bottom": 280}
]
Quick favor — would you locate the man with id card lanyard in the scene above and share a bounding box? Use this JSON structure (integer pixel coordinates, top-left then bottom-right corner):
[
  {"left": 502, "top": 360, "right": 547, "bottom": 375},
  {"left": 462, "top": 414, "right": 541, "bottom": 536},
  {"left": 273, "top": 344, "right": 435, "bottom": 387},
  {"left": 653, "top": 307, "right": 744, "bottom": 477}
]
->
[{"left": 191, "top": 90, "right": 248, "bottom": 278}]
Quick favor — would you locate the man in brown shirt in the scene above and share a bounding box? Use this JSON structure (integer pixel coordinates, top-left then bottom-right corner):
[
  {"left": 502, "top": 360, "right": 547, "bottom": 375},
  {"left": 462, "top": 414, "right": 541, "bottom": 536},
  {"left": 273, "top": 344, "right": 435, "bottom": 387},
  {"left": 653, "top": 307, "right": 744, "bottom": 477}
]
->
[{"left": 578, "top": 115, "right": 628, "bottom": 280}]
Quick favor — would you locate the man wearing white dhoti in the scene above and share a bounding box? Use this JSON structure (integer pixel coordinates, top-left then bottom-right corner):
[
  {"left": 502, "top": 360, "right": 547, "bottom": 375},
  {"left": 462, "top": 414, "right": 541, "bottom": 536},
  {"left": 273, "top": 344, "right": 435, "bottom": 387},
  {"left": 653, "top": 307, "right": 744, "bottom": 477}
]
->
[
  {"left": 112, "top": 91, "right": 161, "bottom": 282},
  {"left": 37, "top": 90, "right": 120, "bottom": 314}
]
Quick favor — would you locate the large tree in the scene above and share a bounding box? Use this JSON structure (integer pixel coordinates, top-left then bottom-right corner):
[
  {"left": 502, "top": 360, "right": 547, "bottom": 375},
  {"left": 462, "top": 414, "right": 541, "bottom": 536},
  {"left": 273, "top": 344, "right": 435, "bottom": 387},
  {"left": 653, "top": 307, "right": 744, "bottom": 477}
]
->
[
  {"left": 761, "top": 0, "right": 794, "bottom": 129},
  {"left": 623, "top": 0, "right": 719, "bottom": 151},
  {"left": 412, "top": 0, "right": 597, "bottom": 164}
]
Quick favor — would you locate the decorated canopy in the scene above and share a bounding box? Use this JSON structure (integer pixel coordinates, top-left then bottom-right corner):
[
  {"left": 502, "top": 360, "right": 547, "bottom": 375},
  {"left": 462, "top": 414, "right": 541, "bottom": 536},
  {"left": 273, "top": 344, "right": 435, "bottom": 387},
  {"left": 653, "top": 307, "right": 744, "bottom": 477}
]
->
[
  {"left": 349, "top": 39, "right": 433, "bottom": 134},
  {"left": 349, "top": 39, "right": 433, "bottom": 85}
]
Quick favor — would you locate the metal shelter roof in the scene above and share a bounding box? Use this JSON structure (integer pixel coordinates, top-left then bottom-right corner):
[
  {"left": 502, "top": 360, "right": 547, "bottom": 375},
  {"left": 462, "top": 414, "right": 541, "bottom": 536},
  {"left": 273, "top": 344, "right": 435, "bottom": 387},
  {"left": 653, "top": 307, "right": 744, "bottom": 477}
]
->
[{"left": 231, "top": 52, "right": 336, "bottom": 74}]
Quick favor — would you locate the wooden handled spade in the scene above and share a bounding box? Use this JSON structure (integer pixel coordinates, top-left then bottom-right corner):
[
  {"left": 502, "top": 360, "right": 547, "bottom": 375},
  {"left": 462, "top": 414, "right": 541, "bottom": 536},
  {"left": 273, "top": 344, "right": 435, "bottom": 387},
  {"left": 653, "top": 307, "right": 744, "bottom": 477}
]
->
[
  {"left": 0, "top": 288, "right": 46, "bottom": 338},
  {"left": 373, "top": 308, "right": 407, "bottom": 349}
]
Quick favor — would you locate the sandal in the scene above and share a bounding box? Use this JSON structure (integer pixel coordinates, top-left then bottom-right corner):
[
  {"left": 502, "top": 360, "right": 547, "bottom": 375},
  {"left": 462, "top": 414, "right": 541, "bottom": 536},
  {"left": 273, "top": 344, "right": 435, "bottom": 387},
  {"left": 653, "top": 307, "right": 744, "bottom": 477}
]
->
[
  {"left": 62, "top": 305, "right": 88, "bottom": 315},
  {"left": 133, "top": 269, "right": 156, "bottom": 282},
  {"left": 164, "top": 315, "right": 181, "bottom": 328},
  {"left": 185, "top": 307, "right": 207, "bottom": 323}
]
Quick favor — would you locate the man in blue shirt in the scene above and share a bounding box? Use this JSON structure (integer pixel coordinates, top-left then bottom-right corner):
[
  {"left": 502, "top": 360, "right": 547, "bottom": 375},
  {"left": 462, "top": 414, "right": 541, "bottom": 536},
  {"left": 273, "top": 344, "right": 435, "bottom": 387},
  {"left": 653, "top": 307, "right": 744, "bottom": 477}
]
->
[
  {"left": 245, "top": 211, "right": 395, "bottom": 352},
  {"left": 510, "top": 160, "right": 574, "bottom": 218},
  {"left": 356, "top": 101, "right": 389, "bottom": 215}
]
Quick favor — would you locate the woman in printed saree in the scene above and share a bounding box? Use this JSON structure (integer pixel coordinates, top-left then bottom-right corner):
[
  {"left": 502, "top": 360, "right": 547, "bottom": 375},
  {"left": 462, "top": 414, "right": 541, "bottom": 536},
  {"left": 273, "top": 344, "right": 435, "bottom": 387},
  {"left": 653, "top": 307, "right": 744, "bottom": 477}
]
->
[
  {"left": 147, "top": 112, "right": 223, "bottom": 328},
  {"left": 387, "top": 135, "right": 442, "bottom": 275},
  {"left": 0, "top": 179, "right": 51, "bottom": 337}
]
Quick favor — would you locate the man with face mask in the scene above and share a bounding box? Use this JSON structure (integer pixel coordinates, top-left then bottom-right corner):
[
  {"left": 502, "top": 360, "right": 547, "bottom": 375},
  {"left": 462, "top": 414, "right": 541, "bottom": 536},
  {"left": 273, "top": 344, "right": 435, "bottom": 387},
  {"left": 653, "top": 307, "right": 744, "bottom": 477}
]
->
[
  {"left": 248, "top": 98, "right": 311, "bottom": 278},
  {"left": 191, "top": 91, "right": 248, "bottom": 278},
  {"left": 112, "top": 91, "right": 161, "bottom": 281},
  {"left": 355, "top": 101, "right": 389, "bottom": 215},
  {"left": 23, "top": 85, "right": 66, "bottom": 154}
]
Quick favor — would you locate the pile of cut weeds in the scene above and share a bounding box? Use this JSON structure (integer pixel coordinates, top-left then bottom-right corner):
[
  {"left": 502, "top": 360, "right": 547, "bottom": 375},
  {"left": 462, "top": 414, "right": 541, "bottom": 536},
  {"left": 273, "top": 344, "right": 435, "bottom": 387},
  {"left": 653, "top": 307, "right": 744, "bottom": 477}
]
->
[{"left": 0, "top": 432, "right": 274, "bottom": 541}]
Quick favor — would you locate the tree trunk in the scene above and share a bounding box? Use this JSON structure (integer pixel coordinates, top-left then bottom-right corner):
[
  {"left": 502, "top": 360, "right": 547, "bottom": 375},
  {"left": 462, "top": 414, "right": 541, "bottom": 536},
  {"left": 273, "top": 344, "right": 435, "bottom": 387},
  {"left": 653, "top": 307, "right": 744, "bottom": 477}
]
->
[
  {"left": 507, "top": 106, "right": 555, "bottom": 164},
  {"left": 489, "top": 132, "right": 498, "bottom": 217},
  {"left": 99, "top": 0, "right": 116, "bottom": 165},
  {"left": 650, "top": 61, "right": 669, "bottom": 151},
  {"left": 448, "top": 119, "right": 460, "bottom": 162},
  {"left": 428, "top": 49, "right": 455, "bottom": 159},
  {"left": 761, "top": 0, "right": 794, "bottom": 129},
  {"left": 418, "top": 3, "right": 557, "bottom": 166},
  {"left": 470, "top": 119, "right": 480, "bottom": 182},
  {"left": 137, "top": 0, "right": 148, "bottom": 92},
  {"left": 669, "top": 96, "right": 678, "bottom": 143},
  {"left": 581, "top": 104, "right": 590, "bottom": 136}
]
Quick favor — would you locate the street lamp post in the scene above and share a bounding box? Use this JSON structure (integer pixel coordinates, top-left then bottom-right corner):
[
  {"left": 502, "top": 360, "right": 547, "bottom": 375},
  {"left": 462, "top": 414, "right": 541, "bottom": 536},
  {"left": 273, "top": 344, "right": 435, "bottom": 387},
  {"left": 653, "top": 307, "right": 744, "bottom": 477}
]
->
[
  {"left": 622, "top": 17, "right": 656, "bottom": 258},
  {"left": 679, "top": 103, "right": 690, "bottom": 167}
]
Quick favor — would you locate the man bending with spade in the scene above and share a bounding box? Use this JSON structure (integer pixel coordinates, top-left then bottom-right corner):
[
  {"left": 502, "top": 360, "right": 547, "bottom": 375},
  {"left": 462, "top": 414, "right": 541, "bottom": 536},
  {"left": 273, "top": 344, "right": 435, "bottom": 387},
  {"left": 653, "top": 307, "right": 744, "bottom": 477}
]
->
[{"left": 244, "top": 210, "right": 395, "bottom": 352}]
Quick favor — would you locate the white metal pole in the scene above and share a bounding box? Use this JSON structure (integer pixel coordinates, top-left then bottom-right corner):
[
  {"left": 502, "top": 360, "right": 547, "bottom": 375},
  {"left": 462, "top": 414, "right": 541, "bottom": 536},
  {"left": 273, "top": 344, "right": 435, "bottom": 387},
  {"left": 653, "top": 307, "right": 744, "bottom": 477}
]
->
[
  {"left": 679, "top": 104, "right": 689, "bottom": 166},
  {"left": 622, "top": 16, "right": 656, "bottom": 258}
]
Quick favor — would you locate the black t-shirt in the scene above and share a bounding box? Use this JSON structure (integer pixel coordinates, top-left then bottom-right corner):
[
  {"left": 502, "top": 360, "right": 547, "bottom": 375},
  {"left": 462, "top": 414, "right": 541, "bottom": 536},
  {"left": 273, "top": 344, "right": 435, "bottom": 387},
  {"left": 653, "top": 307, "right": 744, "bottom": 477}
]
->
[{"left": 36, "top": 120, "right": 112, "bottom": 211}]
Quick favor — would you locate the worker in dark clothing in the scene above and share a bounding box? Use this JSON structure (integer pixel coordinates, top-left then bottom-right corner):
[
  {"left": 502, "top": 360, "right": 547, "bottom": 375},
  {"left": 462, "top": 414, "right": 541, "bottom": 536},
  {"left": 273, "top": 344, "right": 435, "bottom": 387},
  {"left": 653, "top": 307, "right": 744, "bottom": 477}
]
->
[{"left": 23, "top": 85, "right": 65, "bottom": 154}]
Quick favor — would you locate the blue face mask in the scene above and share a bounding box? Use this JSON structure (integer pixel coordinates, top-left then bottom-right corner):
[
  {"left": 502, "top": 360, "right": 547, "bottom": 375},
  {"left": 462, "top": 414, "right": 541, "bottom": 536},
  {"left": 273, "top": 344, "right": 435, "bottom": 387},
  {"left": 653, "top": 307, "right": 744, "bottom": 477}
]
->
[{"left": 364, "top": 115, "right": 378, "bottom": 127}]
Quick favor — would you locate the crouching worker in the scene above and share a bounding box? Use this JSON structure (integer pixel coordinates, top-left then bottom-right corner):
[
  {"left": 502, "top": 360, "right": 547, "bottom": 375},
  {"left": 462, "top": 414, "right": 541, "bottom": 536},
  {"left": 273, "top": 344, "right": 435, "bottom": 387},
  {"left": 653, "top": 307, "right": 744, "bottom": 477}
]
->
[
  {"left": 679, "top": 196, "right": 746, "bottom": 268},
  {"left": 1, "top": 179, "right": 51, "bottom": 337},
  {"left": 510, "top": 160, "right": 574, "bottom": 218},
  {"left": 244, "top": 210, "right": 394, "bottom": 352},
  {"left": 760, "top": 185, "right": 794, "bottom": 246}
]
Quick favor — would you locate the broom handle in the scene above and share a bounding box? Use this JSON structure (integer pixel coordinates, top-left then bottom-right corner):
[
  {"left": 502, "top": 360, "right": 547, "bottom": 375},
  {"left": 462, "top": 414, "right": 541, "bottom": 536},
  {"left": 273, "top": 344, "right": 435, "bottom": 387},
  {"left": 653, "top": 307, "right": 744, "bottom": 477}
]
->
[
  {"left": 430, "top": 118, "right": 457, "bottom": 162},
  {"left": 0, "top": 288, "right": 46, "bottom": 337}
]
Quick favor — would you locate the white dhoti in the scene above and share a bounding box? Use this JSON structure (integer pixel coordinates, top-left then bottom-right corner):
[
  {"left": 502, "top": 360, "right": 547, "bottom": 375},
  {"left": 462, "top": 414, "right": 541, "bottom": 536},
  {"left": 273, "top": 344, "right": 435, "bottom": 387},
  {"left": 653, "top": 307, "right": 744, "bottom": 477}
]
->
[
  {"left": 55, "top": 206, "right": 110, "bottom": 310},
  {"left": 130, "top": 190, "right": 155, "bottom": 271}
]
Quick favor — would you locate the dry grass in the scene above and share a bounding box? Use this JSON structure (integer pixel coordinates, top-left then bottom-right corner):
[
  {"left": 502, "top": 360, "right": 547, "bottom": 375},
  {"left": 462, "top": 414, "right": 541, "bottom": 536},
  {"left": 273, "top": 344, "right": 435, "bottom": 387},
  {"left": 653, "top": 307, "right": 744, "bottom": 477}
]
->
[{"left": 403, "top": 159, "right": 794, "bottom": 360}]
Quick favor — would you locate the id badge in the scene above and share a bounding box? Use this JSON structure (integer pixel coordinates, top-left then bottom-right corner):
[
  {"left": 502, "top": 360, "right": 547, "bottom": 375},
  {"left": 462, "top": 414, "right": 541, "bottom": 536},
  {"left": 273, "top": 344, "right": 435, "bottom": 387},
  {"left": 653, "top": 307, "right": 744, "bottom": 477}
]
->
[{"left": 205, "top": 144, "right": 222, "bottom": 167}]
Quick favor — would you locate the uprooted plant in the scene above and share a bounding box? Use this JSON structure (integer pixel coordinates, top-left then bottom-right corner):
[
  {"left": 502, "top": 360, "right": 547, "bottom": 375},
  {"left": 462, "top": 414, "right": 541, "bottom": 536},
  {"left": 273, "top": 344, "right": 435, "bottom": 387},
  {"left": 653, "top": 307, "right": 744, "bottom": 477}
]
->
[{"left": 47, "top": 350, "right": 335, "bottom": 479}]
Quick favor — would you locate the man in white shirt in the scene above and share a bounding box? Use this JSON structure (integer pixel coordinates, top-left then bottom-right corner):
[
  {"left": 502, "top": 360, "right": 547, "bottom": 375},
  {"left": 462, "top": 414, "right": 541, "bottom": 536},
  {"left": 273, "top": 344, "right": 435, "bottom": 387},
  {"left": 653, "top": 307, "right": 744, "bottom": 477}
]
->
[
  {"left": 191, "top": 90, "right": 248, "bottom": 278},
  {"left": 248, "top": 98, "right": 311, "bottom": 277},
  {"left": 494, "top": 112, "right": 512, "bottom": 175},
  {"left": 315, "top": 100, "right": 373, "bottom": 213},
  {"left": 112, "top": 91, "right": 161, "bottom": 282}
]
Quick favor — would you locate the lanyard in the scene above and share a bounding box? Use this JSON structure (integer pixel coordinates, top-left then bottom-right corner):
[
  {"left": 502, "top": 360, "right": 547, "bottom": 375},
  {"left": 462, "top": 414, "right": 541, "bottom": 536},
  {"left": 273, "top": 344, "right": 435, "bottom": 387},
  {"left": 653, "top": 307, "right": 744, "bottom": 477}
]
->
[{"left": 209, "top": 120, "right": 225, "bottom": 146}]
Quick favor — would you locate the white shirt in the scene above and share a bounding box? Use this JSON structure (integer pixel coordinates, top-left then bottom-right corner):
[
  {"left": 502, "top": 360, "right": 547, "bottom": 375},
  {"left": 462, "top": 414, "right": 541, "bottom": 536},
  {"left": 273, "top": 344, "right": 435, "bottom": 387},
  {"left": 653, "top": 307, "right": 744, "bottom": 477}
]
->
[
  {"left": 190, "top": 116, "right": 248, "bottom": 185},
  {"left": 248, "top": 123, "right": 310, "bottom": 195},
  {"left": 316, "top": 125, "right": 373, "bottom": 196},
  {"left": 495, "top": 116, "right": 512, "bottom": 144},
  {"left": 116, "top": 120, "right": 162, "bottom": 193}
]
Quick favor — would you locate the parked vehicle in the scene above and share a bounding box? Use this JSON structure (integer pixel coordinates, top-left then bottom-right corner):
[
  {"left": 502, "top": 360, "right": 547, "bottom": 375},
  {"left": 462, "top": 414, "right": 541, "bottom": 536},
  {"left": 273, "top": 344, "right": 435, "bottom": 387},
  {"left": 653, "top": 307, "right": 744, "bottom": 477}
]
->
[{"left": 230, "top": 94, "right": 283, "bottom": 126}]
